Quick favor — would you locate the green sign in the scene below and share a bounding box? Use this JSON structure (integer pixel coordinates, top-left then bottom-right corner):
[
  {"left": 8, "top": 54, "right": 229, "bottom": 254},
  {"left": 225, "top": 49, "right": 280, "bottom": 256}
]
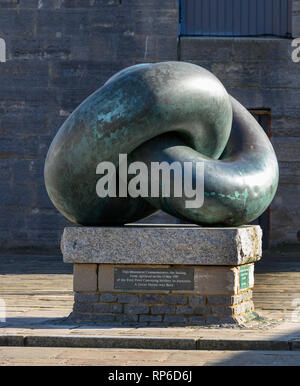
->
[{"left": 239, "top": 265, "right": 250, "bottom": 290}]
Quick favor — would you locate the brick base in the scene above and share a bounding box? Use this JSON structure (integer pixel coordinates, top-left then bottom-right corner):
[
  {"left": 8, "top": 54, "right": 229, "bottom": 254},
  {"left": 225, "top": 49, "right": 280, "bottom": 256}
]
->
[
  {"left": 68, "top": 263, "right": 256, "bottom": 326},
  {"left": 69, "top": 290, "right": 254, "bottom": 326}
]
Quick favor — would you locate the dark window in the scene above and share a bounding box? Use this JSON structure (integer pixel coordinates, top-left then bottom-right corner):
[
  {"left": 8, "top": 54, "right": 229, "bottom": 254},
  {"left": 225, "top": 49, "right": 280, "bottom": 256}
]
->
[{"left": 180, "top": 0, "right": 292, "bottom": 38}]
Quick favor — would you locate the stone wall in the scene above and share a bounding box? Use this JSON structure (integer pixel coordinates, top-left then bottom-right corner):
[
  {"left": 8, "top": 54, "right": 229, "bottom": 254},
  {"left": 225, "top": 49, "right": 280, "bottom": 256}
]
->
[
  {"left": 179, "top": 2, "right": 300, "bottom": 247},
  {"left": 0, "top": 0, "right": 299, "bottom": 251},
  {"left": 293, "top": 0, "right": 300, "bottom": 37},
  {"left": 71, "top": 290, "right": 254, "bottom": 326},
  {"left": 70, "top": 263, "right": 255, "bottom": 326},
  {"left": 0, "top": 0, "right": 178, "bottom": 251}
]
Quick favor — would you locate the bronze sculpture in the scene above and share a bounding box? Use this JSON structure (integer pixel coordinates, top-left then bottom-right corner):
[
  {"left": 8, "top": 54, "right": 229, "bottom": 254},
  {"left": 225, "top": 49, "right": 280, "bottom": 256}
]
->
[{"left": 44, "top": 62, "right": 278, "bottom": 226}]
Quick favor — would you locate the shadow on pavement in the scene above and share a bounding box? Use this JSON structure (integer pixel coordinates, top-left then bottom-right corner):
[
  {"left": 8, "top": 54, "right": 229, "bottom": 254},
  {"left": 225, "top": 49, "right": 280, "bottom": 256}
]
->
[{"left": 0, "top": 254, "right": 73, "bottom": 274}]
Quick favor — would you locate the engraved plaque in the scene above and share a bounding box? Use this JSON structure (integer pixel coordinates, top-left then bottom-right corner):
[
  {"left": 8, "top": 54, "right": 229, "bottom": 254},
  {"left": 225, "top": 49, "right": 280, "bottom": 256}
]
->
[{"left": 114, "top": 267, "right": 194, "bottom": 290}]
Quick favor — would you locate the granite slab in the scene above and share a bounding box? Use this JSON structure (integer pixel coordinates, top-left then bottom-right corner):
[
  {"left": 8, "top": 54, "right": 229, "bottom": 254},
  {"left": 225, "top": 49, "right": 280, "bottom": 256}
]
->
[{"left": 61, "top": 225, "right": 262, "bottom": 266}]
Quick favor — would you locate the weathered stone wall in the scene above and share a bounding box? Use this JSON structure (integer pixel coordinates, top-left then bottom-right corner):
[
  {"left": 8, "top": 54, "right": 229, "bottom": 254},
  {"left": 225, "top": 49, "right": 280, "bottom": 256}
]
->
[
  {"left": 0, "top": 0, "right": 178, "bottom": 251},
  {"left": 293, "top": 0, "right": 300, "bottom": 37},
  {"left": 0, "top": 0, "right": 299, "bottom": 251},
  {"left": 71, "top": 289, "right": 254, "bottom": 326},
  {"left": 179, "top": 3, "right": 300, "bottom": 247},
  {"left": 70, "top": 263, "right": 255, "bottom": 326}
]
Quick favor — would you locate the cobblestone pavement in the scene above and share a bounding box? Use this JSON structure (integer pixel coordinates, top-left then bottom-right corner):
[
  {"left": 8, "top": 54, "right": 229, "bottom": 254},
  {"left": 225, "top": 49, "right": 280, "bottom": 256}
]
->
[
  {"left": 1, "top": 347, "right": 300, "bottom": 366},
  {"left": 254, "top": 253, "right": 300, "bottom": 322},
  {"left": 1, "top": 253, "right": 300, "bottom": 325},
  {"left": 0, "top": 254, "right": 73, "bottom": 323},
  {"left": 1, "top": 252, "right": 300, "bottom": 366}
]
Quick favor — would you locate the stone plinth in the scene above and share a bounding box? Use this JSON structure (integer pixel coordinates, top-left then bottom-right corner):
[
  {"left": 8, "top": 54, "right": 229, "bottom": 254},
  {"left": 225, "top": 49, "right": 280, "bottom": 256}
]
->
[
  {"left": 62, "top": 225, "right": 262, "bottom": 326},
  {"left": 61, "top": 225, "right": 262, "bottom": 265}
]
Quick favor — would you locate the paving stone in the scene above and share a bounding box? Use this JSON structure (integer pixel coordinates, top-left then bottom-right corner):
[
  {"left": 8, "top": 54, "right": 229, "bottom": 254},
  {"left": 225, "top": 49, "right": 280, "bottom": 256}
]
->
[
  {"left": 176, "top": 306, "right": 194, "bottom": 315},
  {"left": 73, "top": 302, "right": 94, "bottom": 313},
  {"left": 164, "top": 295, "right": 187, "bottom": 305},
  {"left": 188, "top": 316, "right": 207, "bottom": 324},
  {"left": 189, "top": 296, "right": 206, "bottom": 306},
  {"left": 73, "top": 264, "right": 97, "bottom": 292},
  {"left": 139, "top": 315, "right": 163, "bottom": 323},
  {"left": 114, "top": 314, "right": 138, "bottom": 323},
  {"left": 117, "top": 294, "right": 139, "bottom": 304},
  {"left": 93, "top": 304, "right": 122, "bottom": 314},
  {"left": 205, "top": 316, "right": 220, "bottom": 325},
  {"left": 93, "top": 304, "right": 113, "bottom": 313},
  {"left": 211, "top": 306, "right": 234, "bottom": 317},
  {"left": 74, "top": 293, "right": 99, "bottom": 303},
  {"left": 163, "top": 315, "right": 188, "bottom": 324},
  {"left": 139, "top": 294, "right": 162, "bottom": 304},
  {"left": 124, "top": 305, "right": 149, "bottom": 315},
  {"left": 194, "top": 305, "right": 211, "bottom": 315},
  {"left": 100, "top": 293, "right": 117, "bottom": 303},
  {"left": 90, "top": 313, "right": 116, "bottom": 323},
  {"left": 151, "top": 305, "right": 175, "bottom": 315},
  {"left": 207, "top": 295, "right": 234, "bottom": 306}
]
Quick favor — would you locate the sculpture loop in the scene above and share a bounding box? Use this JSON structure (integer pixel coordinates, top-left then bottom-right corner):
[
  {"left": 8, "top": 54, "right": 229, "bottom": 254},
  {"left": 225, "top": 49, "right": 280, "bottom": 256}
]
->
[{"left": 45, "top": 62, "right": 279, "bottom": 226}]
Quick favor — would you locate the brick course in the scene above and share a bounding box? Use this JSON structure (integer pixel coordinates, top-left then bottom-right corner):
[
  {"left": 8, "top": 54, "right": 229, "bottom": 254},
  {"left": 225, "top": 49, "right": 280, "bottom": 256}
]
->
[
  {"left": 68, "top": 263, "right": 255, "bottom": 325},
  {"left": 70, "top": 289, "right": 254, "bottom": 326}
]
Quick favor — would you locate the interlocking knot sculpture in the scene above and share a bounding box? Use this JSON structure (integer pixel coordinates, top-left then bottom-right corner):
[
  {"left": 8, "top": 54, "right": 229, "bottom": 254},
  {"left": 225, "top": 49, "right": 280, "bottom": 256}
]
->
[{"left": 45, "top": 62, "right": 278, "bottom": 226}]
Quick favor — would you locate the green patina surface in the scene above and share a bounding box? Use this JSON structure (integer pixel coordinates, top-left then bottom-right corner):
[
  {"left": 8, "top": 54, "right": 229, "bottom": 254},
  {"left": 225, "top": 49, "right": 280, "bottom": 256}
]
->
[
  {"left": 205, "top": 189, "right": 248, "bottom": 204},
  {"left": 240, "top": 265, "right": 250, "bottom": 290},
  {"left": 44, "top": 62, "right": 279, "bottom": 226}
]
